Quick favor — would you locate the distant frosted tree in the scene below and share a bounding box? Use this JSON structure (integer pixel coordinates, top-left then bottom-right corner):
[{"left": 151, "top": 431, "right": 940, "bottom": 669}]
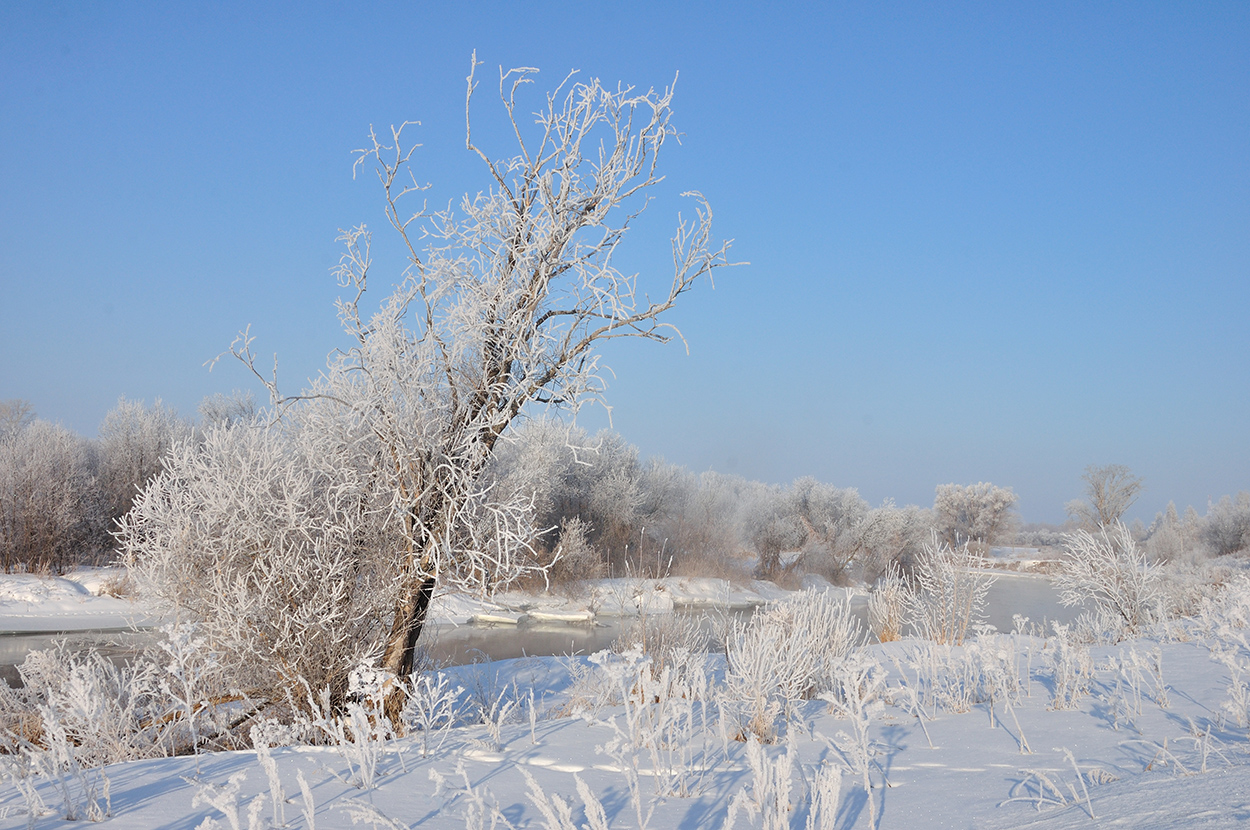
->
[
  {"left": 932, "top": 482, "right": 1018, "bottom": 550},
  {"left": 98, "top": 398, "right": 193, "bottom": 523},
  {"left": 0, "top": 399, "right": 34, "bottom": 445},
  {"left": 1065, "top": 464, "right": 1143, "bottom": 529},
  {"left": 0, "top": 420, "right": 105, "bottom": 571},
  {"left": 743, "top": 485, "right": 805, "bottom": 577},
  {"left": 789, "top": 477, "right": 869, "bottom": 583},
  {"left": 853, "top": 501, "right": 932, "bottom": 582},
  {"left": 1203, "top": 492, "right": 1250, "bottom": 556},
  {"left": 197, "top": 390, "right": 258, "bottom": 428}
]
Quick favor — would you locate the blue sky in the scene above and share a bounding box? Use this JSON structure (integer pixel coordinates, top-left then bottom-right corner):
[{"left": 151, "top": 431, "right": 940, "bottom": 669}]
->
[{"left": 2, "top": 2, "right": 1246, "bottom": 523}]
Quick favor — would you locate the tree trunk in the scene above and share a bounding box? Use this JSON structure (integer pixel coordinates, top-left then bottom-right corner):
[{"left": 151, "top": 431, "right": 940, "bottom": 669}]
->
[{"left": 381, "top": 573, "right": 437, "bottom": 722}]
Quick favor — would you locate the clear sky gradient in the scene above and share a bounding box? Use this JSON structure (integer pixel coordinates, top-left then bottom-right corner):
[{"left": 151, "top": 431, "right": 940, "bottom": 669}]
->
[{"left": 2, "top": 2, "right": 1247, "bottom": 523}]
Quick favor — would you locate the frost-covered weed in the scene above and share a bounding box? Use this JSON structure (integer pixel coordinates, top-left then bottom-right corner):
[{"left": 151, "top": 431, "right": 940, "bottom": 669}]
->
[
  {"left": 1212, "top": 648, "right": 1250, "bottom": 729},
  {"left": 804, "top": 760, "right": 843, "bottom": 830},
  {"left": 908, "top": 537, "right": 995, "bottom": 646},
  {"left": 303, "top": 664, "right": 396, "bottom": 790},
  {"left": 13, "top": 646, "right": 165, "bottom": 765},
  {"left": 820, "top": 653, "right": 886, "bottom": 828},
  {"left": 521, "top": 767, "right": 611, "bottom": 830},
  {"left": 725, "top": 588, "right": 861, "bottom": 741},
  {"left": 157, "top": 621, "right": 220, "bottom": 757},
  {"left": 188, "top": 770, "right": 248, "bottom": 830},
  {"left": 591, "top": 646, "right": 716, "bottom": 802},
  {"left": 399, "top": 670, "right": 466, "bottom": 757},
  {"left": 726, "top": 734, "right": 798, "bottom": 830},
  {"left": 1046, "top": 623, "right": 1094, "bottom": 710},
  {"left": 248, "top": 721, "right": 286, "bottom": 828},
  {"left": 867, "top": 564, "right": 908, "bottom": 643},
  {"left": 907, "top": 642, "right": 978, "bottom": 714},
  {"left": 612, "top": 609, "right": 710, "bottom": 682}
]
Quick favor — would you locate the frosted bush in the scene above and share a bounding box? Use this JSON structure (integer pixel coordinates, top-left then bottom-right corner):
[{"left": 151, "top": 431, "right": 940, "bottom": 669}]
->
[
  {"left": 906, "top": 642, "right": 978, "bottom": 714},
  {"left": 120, "top": 420, "right": 403, "bottom": 704},
  {"left": 867, "top": 563, "right": 908, "bottom": 642},
  {"left": 908, "top": 536, "right": 995, "bottom": 645},
  {"left": 1055, "top": 523, "right": 1162, "bottom": 637},
  {"left": 613, "top": 608, "right": 710, "bottom": 683},
  {"left": 725, "top": 589, "right": 861, "bottom": 740},
  {"left": 400, "top": 671, "right": 467, "bottom": 757},
  {"left": 1046, "top": 623, "right": 1094, "bottom": 710}
]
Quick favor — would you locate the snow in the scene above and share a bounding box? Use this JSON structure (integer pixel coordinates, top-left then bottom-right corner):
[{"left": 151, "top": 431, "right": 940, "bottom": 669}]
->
[
  {"left": 3, "top": 573, "right": 1249, "bottom": 828},
  {"left": 0, "top": 570, "right": 152, "bottom": 633},
  {"left": 426, "top": 578, "right": 779, "bottom": 627},
  {"left": 4, "top": 629, "right": 1248, "bottom": 828}
]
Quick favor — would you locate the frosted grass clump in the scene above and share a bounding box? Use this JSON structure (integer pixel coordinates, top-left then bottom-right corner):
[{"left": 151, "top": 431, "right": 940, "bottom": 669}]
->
[
  {"left": 908, "top": 537, "right": 995, "bottom": 646},
  {"left": 725, "top": 588, "right": 861, "bottom": 741}
]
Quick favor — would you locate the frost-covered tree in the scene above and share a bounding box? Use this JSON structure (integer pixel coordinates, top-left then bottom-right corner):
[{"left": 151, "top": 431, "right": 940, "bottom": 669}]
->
[
  {"left": 742, "top": 485, "right": 805, "bottom": 578},
  {"left": 1065, "top": 464, "right": 1143, "bottom": 529},
  {"left": 98, "top": 397, "right": 194, "bottom": 524},
  {"left": 0, "top": 420, "right": 105, "bottom": 571},
  {"left": 1203, "top": 492, "right": 1250, "bottom": 557},
  {"left": 932, "top": 482, "right": 1018, "bottom": 551},
  {"left": 197, "top": 390, "right": 258, "bottom": 428},
  {"left": 0, "top": 399, "right": 34, "bottom": 444},
  {"left": 789, "top": 477, "right": 869, "bottom": 583},
  {"left": 853, "top": 501, "right": 932, "bottom": 582},
  {"left": 218, "top": 57, "right": 731, "bottom": 686}
]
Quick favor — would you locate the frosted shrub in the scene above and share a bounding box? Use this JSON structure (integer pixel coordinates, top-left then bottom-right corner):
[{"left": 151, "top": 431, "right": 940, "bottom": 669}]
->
[
  {"left": 613, "top": 608, "right": 710, "bottom": 683},
  {"left": 1055, "top": 523, "right": 1162, "bottom": 637},
  {"left": 867, "top": 563, "right": 909, "bottom": 643},
  {"left": 908, "top": 537, "right": 995, "bottom": 645},
  {"left": 1046, "top": 623, "right": 1094, "bottom": 710},
  {"left": 11, "top": 646, "right": 165, "bottom": 765},
  {"left": 725, "top": 589, "right": 861, "bottom": 741},
  {"left": 400, "top": 671, "right": 467, "bottom": 757},
  {"left": 726, "top": 735, "right": 798, "bottom": 830},
  {"left": 120, "top": 420, "right": 403, "bottom": 704},
  {"left": 820, "top": 653, "right": 886, "bottom": 828}
]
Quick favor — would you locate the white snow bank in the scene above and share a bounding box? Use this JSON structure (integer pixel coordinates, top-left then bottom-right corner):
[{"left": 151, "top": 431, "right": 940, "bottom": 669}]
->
[
  {"left": 430, "top": 576, "right": 781, "bottom": 627},
  {"left": 0, "top": 572, "right": 153, "bottom": 632}
]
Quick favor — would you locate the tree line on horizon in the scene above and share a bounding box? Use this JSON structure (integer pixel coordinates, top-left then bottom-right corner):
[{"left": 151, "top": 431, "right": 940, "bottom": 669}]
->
[{"left": 2, "top": 395, "right": 1247, "bottom": 583}]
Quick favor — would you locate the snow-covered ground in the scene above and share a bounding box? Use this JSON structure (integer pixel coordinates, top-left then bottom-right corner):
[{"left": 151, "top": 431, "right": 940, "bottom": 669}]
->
[
  {"left": 3, "top": 570, "right": 1248, "bottom": 828},
  {"left": 3, "top": 627, "right": 1248, "bottom": 829}
]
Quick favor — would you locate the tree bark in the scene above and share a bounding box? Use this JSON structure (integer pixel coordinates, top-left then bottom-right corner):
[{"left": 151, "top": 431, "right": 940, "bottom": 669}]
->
[{"left": 382, "top": 575, "right": 438, "bottom": 675}]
